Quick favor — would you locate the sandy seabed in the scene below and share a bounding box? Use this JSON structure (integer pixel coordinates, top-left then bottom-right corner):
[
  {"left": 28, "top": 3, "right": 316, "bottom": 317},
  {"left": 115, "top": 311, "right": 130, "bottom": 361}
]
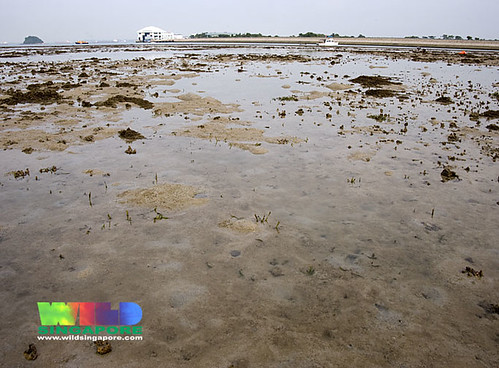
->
[{"left": 0, "top": 43, "right": 498, "bottom": 367}]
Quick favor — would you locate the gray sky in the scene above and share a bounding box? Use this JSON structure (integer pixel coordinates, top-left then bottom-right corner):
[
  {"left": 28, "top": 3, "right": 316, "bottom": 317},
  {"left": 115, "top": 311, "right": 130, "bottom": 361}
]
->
[{"left": 1, "top": 0, "right": 498, "bottom": 43}]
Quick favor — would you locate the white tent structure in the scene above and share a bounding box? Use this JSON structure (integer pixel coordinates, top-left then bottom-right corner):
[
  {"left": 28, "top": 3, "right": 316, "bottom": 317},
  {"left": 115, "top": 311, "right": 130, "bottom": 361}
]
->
[{"left": 137, "top": 26, "right": 175, "bottom": 43}]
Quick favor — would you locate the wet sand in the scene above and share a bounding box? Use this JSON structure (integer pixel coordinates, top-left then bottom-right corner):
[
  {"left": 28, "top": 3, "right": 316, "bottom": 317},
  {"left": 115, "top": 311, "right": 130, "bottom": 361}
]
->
[{"left": 0, "top": 44, "right": 498, "bottom": 367}]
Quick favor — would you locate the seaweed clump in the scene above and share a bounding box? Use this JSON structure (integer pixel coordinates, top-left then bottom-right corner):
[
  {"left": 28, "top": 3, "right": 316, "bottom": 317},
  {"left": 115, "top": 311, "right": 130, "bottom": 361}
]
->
[
  {"left": 349, "top": 75, "right": 401, "bottom": 88},
  {"left": 95, "top": 95, "right": 153, "bottom": 109},
  {"left": 118, "top": 128, "right": 145, "bottom": 142},
  {"left": 2, "top": 85, "right": 62, "bottom": 105},
  {"left": 481, "top": 110, "right": 499, "bottom": 119},
  {"left": 365, "top": 89, "right": 397, "bottom": 98},
  {"left": 435, "top": 96, "right": 454, "bottom": 104},
  {"left": 441, "top": 167, "right": 459, "bottom": 182}
]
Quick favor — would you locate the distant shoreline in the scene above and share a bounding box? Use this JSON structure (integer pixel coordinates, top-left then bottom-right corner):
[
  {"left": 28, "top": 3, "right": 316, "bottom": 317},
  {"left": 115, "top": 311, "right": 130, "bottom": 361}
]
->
[
  {"left": 177, "top": 37, "right": 499, "bottom": 50},
  {"left": 2, "top": 37, "right": 498, "bottom": 51}
]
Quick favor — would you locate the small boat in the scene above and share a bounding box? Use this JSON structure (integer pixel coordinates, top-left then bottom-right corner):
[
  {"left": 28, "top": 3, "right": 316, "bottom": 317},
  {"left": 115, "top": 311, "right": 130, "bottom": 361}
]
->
[
  {"left": 75, "top": 40, "right": 89, "bottom": 45},
  {"left": 318, "top": 38, "right": 339, "bottom": 47}
]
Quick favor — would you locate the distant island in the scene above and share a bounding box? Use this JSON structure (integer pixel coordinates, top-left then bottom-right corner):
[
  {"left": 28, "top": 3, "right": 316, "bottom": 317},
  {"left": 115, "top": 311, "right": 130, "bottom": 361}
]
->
[
  {"left": 23, "top": 36, "right": 44, "bottom": 45},
  {"left": 189, "top": 31, "right": 494, "bottom": 41}
]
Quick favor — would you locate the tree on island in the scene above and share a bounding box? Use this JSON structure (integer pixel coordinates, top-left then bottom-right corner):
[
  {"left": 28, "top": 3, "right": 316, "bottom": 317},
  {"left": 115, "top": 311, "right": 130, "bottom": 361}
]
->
[
  {"left": 298, "top": 32, "right": 326, "bottom": 38},
  {"left": 23, "top": 36, "right": 43, "bottom": 44}
]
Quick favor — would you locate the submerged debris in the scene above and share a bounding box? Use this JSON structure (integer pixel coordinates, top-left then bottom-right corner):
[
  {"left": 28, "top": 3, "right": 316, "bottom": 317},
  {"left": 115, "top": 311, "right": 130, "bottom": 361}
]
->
[
  {"left": 94, "top": 340, "right": 112, "bottom": 355},
  {"left": 462, "top": 266, "right": 483, "bottom": 278},
  {"left": 39, "top": 166, "right": 58, "bottom": 173},
  {"left": 125, "top": 145, "right": 136, "bottom": 154},
  {"left": 367, "top": 113, "right": 389, "bottom": 122},
  {"left": 10, "top": 168, "right": 30, "bottom": 179},
  {"left": 23, "top": 344, "right": 38, "bottom": 360},
  {"left": 478, "top": 301, "right": 499, "bottom": 315}
]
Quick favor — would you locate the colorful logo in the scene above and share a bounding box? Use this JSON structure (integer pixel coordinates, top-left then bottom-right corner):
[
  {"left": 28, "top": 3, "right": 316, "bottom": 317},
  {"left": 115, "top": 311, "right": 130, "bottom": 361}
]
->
[
  {"left": 37, "top": 302, "right": 142, "bottom": 325},
  {"left": 37, "top": 302, "right": 143, "bottom": 336}
]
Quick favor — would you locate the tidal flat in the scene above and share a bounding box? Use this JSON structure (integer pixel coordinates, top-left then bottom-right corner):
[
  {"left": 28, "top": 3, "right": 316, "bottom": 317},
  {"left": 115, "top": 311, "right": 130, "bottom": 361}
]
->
[{"left": 1, "top": 43, "right": 498, "bottom": 367}]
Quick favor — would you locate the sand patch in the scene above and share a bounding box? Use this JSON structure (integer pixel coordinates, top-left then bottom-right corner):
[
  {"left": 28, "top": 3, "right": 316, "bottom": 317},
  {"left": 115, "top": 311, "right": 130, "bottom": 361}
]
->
[
  {"left": 300, "top": 91, "right": 335, "bottom": 100},
  {"left": 348, "top": 150, "right": 377, "bottom": 162},
  {"left": 174, "top": 120, "right": 303, "bottom": 154},
  {"left": 154, "top": 93, "right": 241, "bottom": 116},
  {"left": 117, "top": 183, "right": 208, "bottom": 211},
  {"left": 230, "top": 142, "right": 268, "bottom": 154},
  {"left": 325, "top": 83, "right": 353, "bottom": 91},
  {"left": 219, "top": 217, "right": 259, "bottom": 233},
  {"left": 83, "top": 169, "right": 109, "bottom": 177},
  {"left": 148, "top": 78, "right": 175, "bottom": 86},
  {"left": 0, "top": 126, "right": 117, "bottom": 152},
  {"left": 178, "top": 122, "right": 266, "bottom": 142}
]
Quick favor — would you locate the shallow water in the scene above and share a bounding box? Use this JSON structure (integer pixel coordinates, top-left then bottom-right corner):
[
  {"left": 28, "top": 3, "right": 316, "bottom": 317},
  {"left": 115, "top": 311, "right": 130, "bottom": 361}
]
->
[{"left": 1, "top": 44, "right": 498, "bottom": 367}]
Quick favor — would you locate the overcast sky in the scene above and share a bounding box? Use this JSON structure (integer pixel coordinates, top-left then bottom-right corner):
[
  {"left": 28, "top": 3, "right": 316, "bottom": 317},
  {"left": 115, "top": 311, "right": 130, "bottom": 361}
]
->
[{"left": 1, "top": 0, "right": 498, "bottom": 43}]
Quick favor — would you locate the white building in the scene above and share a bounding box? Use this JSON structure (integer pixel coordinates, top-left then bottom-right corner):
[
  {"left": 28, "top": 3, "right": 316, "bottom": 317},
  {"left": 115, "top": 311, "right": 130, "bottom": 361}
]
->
[{"left": 137, "top": 26, "right": 181, "bottom": 43}]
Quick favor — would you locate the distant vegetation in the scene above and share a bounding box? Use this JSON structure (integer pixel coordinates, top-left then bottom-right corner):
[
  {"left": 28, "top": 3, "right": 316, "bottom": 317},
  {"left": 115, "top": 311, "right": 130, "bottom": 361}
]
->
[
  {"left": 189, "top": 32, "right": 494, "bottom": 41},
  {"left": 190, "top": 32, "right": 272, "bottom": 38},
  {"left": 405, "top": 34, "right": 485, "bottom": 41},
  {"left": 190, "top": 31, "right": 369, "bottom": 39},
  {"left": 298, "top": 32, "right": 326, "bottom": 38},
  {"left": 23, "top": 36, "right": 43, "bottom": 44},
  {"left": 296, "top": 32, "right": 366, "bottom": 38}
]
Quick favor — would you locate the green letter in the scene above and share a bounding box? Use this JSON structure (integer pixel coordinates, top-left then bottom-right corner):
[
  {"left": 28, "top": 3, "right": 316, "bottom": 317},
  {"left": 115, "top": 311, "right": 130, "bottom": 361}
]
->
[
  {"left": 81, "top": 326, "right": 94, "bottom": 334},
  {"left": 37, "top": 302, "right": 78, "bottom": 325}
]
